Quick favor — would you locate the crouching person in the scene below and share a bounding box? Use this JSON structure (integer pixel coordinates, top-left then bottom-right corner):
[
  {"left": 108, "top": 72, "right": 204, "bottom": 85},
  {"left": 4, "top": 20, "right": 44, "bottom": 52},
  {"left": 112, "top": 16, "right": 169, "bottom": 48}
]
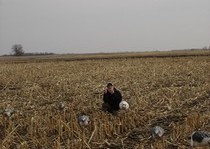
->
[{"left": 102, "top": 83, "right": 122, "bottom": 115}]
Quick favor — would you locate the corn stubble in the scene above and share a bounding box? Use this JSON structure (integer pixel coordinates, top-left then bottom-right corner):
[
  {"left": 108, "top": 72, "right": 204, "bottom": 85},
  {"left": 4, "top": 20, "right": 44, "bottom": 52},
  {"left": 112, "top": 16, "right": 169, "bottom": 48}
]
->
[{"left": 0, "top": 56, "right": 210, "bottom": 149}]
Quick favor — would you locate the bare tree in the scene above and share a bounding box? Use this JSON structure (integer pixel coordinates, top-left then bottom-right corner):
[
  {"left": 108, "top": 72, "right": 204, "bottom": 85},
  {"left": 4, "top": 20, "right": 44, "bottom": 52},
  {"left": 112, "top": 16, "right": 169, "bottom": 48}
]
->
[{"left": 11, "top": 44, "right": 25, "bottom": 56}]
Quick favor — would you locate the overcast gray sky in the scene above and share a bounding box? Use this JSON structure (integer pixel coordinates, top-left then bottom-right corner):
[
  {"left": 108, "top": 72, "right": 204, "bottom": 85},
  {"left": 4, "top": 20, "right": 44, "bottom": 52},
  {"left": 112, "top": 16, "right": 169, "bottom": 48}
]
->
[{"left": 0, "top": 0, "right": 209, "bottom": 55}]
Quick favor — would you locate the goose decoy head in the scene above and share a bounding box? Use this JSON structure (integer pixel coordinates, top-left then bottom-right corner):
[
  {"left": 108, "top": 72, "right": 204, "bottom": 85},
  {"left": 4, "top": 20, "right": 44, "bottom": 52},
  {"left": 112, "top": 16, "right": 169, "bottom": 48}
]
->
[
  {"left": 189, "top": 131, "right": 210, "bottom": 148},
  {"left": 152, "top": 126, "right": 164, "bottom": 139},
  {"left": 78, "top": 115, "right": 90, "bottom": 126}
]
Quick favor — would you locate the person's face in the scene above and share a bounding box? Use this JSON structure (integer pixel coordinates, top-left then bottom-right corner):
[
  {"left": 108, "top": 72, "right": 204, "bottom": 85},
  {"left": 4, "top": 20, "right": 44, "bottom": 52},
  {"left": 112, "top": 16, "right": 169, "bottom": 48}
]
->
[{"left": 107, "top": 86, "right": 114, "bottom": 94}]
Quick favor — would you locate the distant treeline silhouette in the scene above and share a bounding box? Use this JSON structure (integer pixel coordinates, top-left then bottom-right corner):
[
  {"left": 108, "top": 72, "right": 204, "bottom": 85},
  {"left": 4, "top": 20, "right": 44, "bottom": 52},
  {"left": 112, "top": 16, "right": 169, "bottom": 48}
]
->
[
  {"left": 23, "top": 52, "right": 55, "bottom": 56},
  {"left": 2, "top": 52, "right": 55, "bottom": 57}
]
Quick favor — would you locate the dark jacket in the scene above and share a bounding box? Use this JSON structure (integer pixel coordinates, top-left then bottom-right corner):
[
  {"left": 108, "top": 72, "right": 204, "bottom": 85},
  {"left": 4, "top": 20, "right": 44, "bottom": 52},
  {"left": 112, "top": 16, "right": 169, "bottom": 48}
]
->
[{"left": 103, "top": 88, "right": 122, "bottom": 111}]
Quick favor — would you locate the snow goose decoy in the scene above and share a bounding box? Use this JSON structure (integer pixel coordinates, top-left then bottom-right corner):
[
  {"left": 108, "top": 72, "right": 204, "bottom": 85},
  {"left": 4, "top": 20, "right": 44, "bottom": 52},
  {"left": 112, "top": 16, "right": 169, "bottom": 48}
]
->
[
  {"left": 2, "top": 108, "right": 15, "bottom": 117},
  {"left": 189, "top": 131, "right": 210, "bottom": 148},
  {"left": 119, "top": 101, "right": 129, "bottom": 110},
  {"left": 151, "top": 126, "right": 165, "bottom": 139},
  {"left": 78, "top": 115, "right": 90, "bottom": 126},
  {"left": 55, "top": 101, "right": 65, "bottom": 111}
]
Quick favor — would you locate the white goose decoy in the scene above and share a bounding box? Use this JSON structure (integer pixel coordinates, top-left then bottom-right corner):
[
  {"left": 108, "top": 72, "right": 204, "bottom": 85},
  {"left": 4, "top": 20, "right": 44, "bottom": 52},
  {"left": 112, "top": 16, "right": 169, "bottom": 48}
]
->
[
  {"left": 119, "top": 101, "right": 129, "bottom": 110},
  {"left": 151, "top": 126, "right": 165, "bottom": 139},
  {"left": 58, "top": 102, "right": 65, "bottom": 110},
  {"left": 55, "top": 101, "right": 65, "bottom": 111},
  {"left": 78, "top": 115, "right": 90, "bottom": 126},
  {"left": 3, "top": 108, "right": 15, "bottom": 117},
  {"left": 189, "top": 131, "right": 210, "bottom": 148}
]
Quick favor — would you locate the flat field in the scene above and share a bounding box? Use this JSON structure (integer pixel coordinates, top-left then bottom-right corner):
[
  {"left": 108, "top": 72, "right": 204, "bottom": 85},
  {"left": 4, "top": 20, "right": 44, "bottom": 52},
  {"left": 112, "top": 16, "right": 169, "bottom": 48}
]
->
[{"left": 0, "top": 51, "right": 210, "bottom": 149}]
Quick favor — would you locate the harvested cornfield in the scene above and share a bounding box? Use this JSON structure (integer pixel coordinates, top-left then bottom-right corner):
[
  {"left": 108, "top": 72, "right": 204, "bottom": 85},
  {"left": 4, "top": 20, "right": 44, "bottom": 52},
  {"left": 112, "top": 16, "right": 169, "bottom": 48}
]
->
[{"left": 0, "top": 54, "right": 210, "bottom": 149}]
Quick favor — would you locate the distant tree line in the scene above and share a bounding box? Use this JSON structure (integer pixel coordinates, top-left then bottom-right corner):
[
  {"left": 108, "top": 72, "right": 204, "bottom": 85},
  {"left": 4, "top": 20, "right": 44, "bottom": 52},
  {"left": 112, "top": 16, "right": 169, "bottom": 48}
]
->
[
  {"left": 2, "top": 43, "right": 210, "bottom": 57},
  {"left": 202, "top": 46, "right": 210, "bottom": 50},
  {"left": 12, "top": 44, "right": 24, "bottom": 56},
  {"left": 175, "top": 46, "right": 210, "bottom": 51},
  {"left": 23, "top": 52, "right": 55, "bottom": 56},
  {"left": 9, "top": 44, "right": 55, "bottom": 56}
]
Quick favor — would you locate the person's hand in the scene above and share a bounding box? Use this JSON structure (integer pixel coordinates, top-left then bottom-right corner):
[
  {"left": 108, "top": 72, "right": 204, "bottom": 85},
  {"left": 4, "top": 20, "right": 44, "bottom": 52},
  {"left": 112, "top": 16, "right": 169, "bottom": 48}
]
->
[{"left": 109, "top": 89, "right": 114, "bottom": 94}]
